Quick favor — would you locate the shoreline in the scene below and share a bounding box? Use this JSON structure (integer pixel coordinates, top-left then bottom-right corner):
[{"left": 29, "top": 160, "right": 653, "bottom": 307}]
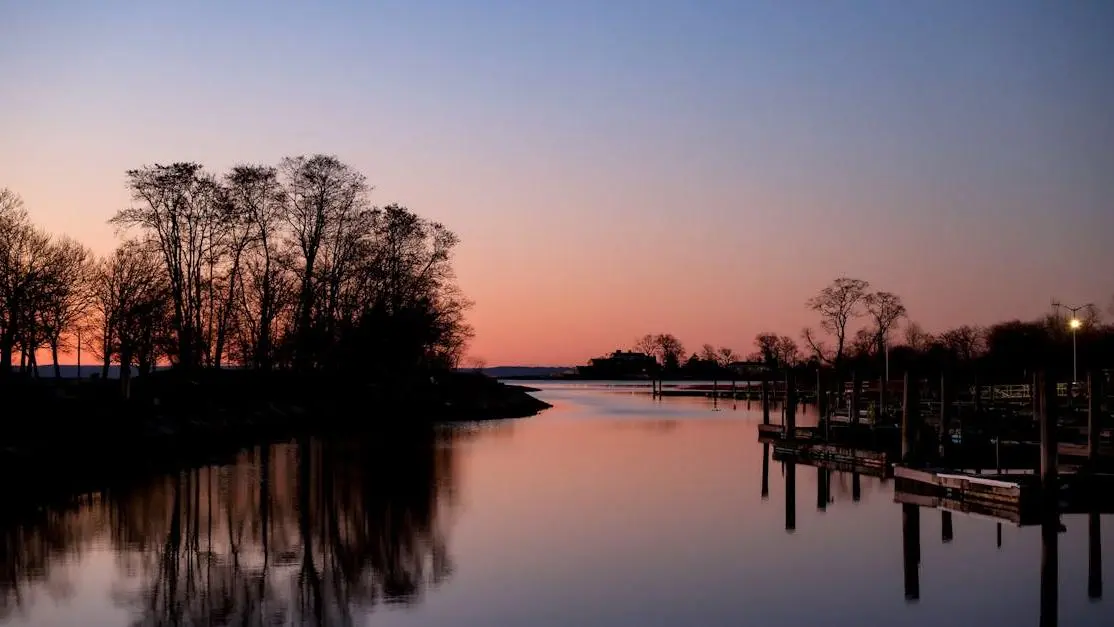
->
[{"left": 0, "top": 370, "right": 551, "bottom": 496}]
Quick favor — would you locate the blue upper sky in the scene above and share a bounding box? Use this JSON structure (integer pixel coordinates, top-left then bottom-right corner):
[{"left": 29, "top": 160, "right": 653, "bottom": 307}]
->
[{"left": 3, "top": 0, "right": 1113, "bottom": 363}]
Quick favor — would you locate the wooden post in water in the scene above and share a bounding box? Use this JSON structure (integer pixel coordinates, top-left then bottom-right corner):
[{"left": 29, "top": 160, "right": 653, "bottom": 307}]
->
[
  {"left": 941, "top": 511, "right": 953, "bottom": 543},
  {"left": 816, "top": 369, "right": 825, "bottom": 433},
  {"left": 761, "top": 374, "right": 771, "bottom": 425},
  {"left": 902, "top": 371, "right": 920, "bottom": 464},
  {"left": 1088, "top": 371, "right": 1101, "bottom": 471},
  {"left": 939, "top": 373, "right": 952, "bottom": 461},
  {"left": 879, "top": 374, "right": 886, "bottom": 424},
  {"left": 852, "top": 472, "right": 861, "bottom": 502},
  {"left": 1038, "top": 371, "right": 1058, "bottom": 495},
  {"left": 850, "top": 371, "right": 860, "bottom": 428},
  {"left": 785, "top": 371, "right": 797, "bottom": 438}
]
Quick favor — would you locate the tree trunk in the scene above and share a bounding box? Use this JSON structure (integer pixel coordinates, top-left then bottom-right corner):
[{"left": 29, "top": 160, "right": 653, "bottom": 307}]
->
[
  {"left": 0, "top": 328, "right": 13, "bottom": 377},
  {"left": 51, "top": 340, "right": 61, "bottom": 379},
  {"left": 120, "top": 349, "right": 133, "bottom": 399}
]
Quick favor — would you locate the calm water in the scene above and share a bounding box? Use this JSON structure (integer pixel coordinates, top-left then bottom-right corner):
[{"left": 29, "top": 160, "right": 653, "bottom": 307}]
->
[{"left": 1, "top": 383, "right": 1110, "bottom": 626}]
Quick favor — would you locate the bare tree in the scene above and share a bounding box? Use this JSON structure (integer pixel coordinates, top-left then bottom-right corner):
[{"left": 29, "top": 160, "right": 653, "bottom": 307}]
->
[
  {"left": 39, "top": 237, "right": 94, "bottom": 377},
  {"left": 863, "top": 291, "right": 906, "bottom": 358},
  {"left": 111, "top": 163, "right": 222, "bottom": 370},
  {"left": 751, "top": 332, "right": 799, "bottom": 369},
  {"left": 716, "top": 347, "right": 739, "bottom": 367},
  {"left": 279, "top": 155, "right": 368, "bottom": 370},
  {"left": 802, "top": 277, "right": 870, "bottom": 367},
  {"left": 903, "top": 321, "right": 934, "bottom": 352},
  {"left": 633, "top": 334, "right": 656, "bottom": 356},
  {"left": 226, "top": 166, "right": 288, "bottom": 369},
  {"left": 94, "top": 241, "right": 169, "bottom": 395},
  {"left": 775, "top": 336, "right": 800, "bottom": 367},
  {"left": 938, "top": 325, "right": 986, "bottom": 362},
  {"left": 699, "top": 343, "right": 718, "bottom": 362},
  {"left": 0, "top": 190, "right": 54, "bottom": 376},
  {"left": 850, "top": 327, "right": 876, "bottom": 359}
]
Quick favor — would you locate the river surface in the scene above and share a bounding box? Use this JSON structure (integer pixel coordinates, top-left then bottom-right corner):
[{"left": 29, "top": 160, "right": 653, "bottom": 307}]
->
[{"left": 1, "top": 382, "right": 1109, "bottom": 626}]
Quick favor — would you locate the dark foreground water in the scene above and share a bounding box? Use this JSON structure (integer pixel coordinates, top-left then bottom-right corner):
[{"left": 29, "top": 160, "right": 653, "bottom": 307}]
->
[{"left": 1, "top": 383, "right": 1110, "bottom": 626}]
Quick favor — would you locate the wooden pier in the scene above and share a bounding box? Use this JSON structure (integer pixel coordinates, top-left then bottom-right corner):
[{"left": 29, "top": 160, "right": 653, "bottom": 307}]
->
[{"left": 757, "top": 366, "right": 1112, "bottom": 526}]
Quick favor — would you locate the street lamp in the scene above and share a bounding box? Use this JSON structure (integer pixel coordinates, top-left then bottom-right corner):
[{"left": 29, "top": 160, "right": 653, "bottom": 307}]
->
[{"left": 1070, "top": 317, "right": 1082, "bottom": 384}]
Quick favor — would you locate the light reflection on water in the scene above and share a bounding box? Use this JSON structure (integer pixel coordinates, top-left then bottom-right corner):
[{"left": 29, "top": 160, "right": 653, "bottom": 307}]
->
[{"left": 0, "top": 383, "right": 1109, "bottom": 626}]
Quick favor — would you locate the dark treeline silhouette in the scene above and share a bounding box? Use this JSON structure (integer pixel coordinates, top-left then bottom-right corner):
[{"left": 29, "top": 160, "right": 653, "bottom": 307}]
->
[
  {"left": 621, "top": 278, "right": 1113, "bottom": 382},
  {"left": 0, "top": 426, "right": 464, "bottom": 626},
  {"left": 1, "top": 155, "right": 471, "bottom": 391}
]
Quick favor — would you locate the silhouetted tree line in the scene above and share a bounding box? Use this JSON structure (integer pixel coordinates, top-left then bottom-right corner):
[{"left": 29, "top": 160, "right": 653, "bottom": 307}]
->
[
  {"left": 802, "top": 277, "right": 1114, "bottom": 381},
  {"left": 0, "top": 156, "right": 472, "bottom": 385},
  {"left": 625, "top": 278, "right": 1114, "bottom": 382}
]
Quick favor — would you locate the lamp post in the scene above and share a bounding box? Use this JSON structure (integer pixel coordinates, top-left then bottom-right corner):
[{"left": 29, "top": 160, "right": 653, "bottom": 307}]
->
[
  {"left": 1070, "top": 318, "right": 1081, "bottom": 384},
  {"left": 1056, "top": 302, "right": 1092, "bottom": 384}
]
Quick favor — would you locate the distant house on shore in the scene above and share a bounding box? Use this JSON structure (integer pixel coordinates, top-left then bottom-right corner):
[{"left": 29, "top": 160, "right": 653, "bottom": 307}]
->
[
  {"left": 576, "top": 350, "right": 657, "bottom": 379},
  {"left": 727, "top": 360, "right": 770, "bottom": 378}
]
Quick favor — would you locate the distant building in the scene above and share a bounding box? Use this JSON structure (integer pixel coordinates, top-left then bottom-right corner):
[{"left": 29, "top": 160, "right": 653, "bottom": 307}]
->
[
  {"left": 577, "top": 350, "right": 658, "bottom": 379},
  {"left": 727, "top": 361, "right": 770, "bottom": 377}
]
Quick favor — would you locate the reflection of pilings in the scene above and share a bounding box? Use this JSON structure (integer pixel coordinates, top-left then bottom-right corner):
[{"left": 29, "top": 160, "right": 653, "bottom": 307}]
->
[
  {"left": 902, "top": 504, "right": 920, "bottom": 601},
  {"left": 816, "top": 468, "right": 828, "bottom": 511},
  {"left": 941, "top": 511, "right": 953, "bottom": 543},
  {"left": 1089, "top": 511, "right": 1102, "bottom": 600},
  {"left": 1040, "top": 509, "right": 1059, "bottom": 627},
  {"left": 852, "top": 473, "right": 861, "bottom": 502},
  {"left": 761, "top": 444, "right": 770, "bottom": 500},
  {"left": 785, "top": 461, "right": 796, "bottom": 532}
]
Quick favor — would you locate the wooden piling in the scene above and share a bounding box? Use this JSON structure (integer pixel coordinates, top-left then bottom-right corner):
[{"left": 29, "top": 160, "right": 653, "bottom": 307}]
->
[
  {"left": 785, "top": 371, "right": 797, "bottom": 437},
  {"left": 1038, "top": 371, "right": 1058, "bottom": 494},
  {"left": 761, "top": 374, "right": 771, "bottom": 425},
  {"left": 941, "top": 511, "right": 953, "bottom": 543},
  {"left": 939, "top": 373, "right": 952, "bottom": 460},
  {"left": 902, "top": 372, "right": 920, "bottom": 463},
  {"left": 850, "top": 371, "right": 860, "bottom": 428},
  {"left": 878, "top": 374, "right": 886, "bottom": 425},
  {"left": 1088, "top": 371, "right": 1101, "bottom": 470},
  {"left": 852, "top": 472, "right": 861, "bottom": 502},
  {"left": 816, "top": 369, "right": 825, "bottom": 429}
]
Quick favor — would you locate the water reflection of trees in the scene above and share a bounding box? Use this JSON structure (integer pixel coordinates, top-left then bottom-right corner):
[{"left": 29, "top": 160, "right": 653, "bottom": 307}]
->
[{"left": 0, "top": 427, "right": 458, "bottom": 626}]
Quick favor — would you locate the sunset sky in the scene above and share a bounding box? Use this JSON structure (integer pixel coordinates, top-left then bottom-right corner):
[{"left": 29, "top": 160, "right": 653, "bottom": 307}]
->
[{"left": 3, "top": 1, "right": 1112, "bottom": 366}]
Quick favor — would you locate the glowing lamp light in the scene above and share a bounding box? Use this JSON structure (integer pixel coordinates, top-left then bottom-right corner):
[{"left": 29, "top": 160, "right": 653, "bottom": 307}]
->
[{"left": 1069, "top": 318, "right": 1082, "bottom": 330}]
